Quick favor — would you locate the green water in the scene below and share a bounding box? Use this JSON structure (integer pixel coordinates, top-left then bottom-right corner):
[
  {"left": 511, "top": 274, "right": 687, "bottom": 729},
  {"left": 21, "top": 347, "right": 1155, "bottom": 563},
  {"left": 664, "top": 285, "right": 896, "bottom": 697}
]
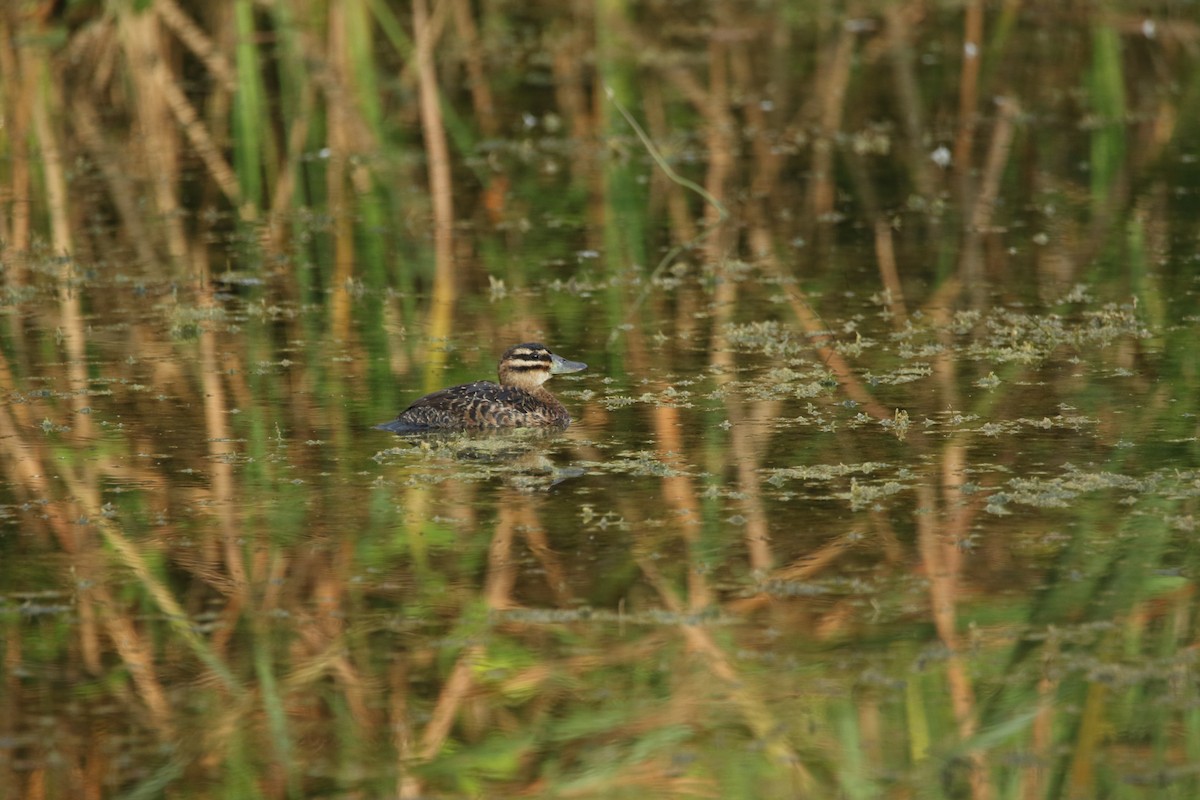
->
[{"left": 2, "top": 2, "right": 1200, "bottom": 798}]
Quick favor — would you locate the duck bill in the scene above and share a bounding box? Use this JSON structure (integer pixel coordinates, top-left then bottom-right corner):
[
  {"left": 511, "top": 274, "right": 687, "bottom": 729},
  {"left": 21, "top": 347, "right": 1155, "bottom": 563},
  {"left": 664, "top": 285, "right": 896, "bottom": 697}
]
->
[{"left": 549, "top": 353, "right": 587, "bottom": 374}]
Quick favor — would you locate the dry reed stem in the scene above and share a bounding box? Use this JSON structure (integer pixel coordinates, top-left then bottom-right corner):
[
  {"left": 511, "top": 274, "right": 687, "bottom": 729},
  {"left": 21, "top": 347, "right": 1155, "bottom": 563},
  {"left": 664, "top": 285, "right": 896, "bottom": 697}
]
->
[
  {"left": 327, "top": 2, "right": 356, "bottom": 340},
  {"left": 702, "top": 26, "right": 737, "bottom": 371},
  {"left": 857, "top": 699, "right": 884, "bottom": 773},
  {"left": 953, "top": 0, "right": 984, "bottom": 177},
  {"left": 119, "top": 9, "right": 192, "bottom": 263},
  {"left": 21, "top": 764, "right": 45, "bottom": 800},
  {"left": 418, "top": 644, "right": 482, "bottom": 760},
  {"left": 809, "top": 18, "right": 856, "bottom": 219},
  {"left": 914, "top": 485, "right": 986, "bottom": 795},
  {"left": 638, "top": 554, "right": 813, "bottom": 788},
  {"left": 1025, "top": 649, "right": 1056, "bottom": 798},
  {"left": 414, "top": 0, "right": 457, "bottom": 374},
  {"left": 390, "top": 658, "right": 424, "bottom": 799},
  {"left": 155, "top": 0, "right": 238, "bottom": 93},
  {"left": 97, "top": 598, "right": 178, "bottom": 736},
  {"left": 1, "top": 619, "right": 20, "bottom": 792},
  {"left": 769, "top": 534, "right": 855, "bottom": 583},
  {"left": 331, "top": 653, "right": 375, "bottom": 729},
  {"left": 199, "top": 321, "right": 247, "bottom": 594},
  {"left": 968, "top": 96, "right": 1020, "bottom": 235},
  {"left": 486, "top": 501, "right": 519, "bottom": 608},
  {"left": 71, "top": 98, "right": 162, "bottom": 267},
  {"left": 25, "top": 49, "right": 71, "bottom": 259},
  {"left": 780, "top": 284, "right": 894, "bottom": 421},
  {"left": 551, "top": 20, "right": 592, "bottom": 141},
  {"left": 392, "top": 0, "right": 450, "bottom": 85},
  {"left": 286, "top": 629, "right": 349, "bottom": 687},
  {"left": 0, "top": 387, "right": 67, "bottom": 528},
  {"left": 291, "top": 30, "right": 380, "bottom": 156},
  {"left": 874, "top": 219, "right": 909, "bottom": 324},
  {"left": 95, "top": 514, "right": 235, "bottom": 742},
  {"left": 650, "top": 402, "right": 711, "bottom": 610},
  {"left": 643, "top": 80, "right": 699, "bottom": 244},
  {"left": 149, "top": 51, "right": 244, "bottom": 209},
  {"left": 286, "top": 613, "right": 375, "bottom": 729},
  {"left": 450, "top": 0, "right": 497, "bottom": 137},
  {"left": 702, "top": 23, "right": 733, "bottom": 236},
  {"left": 266, "top": 102, "right": 313, "bottom": 252},
  {"left": 1066, "top": 682, "right": 1107, "bottom": 796},
  {"left": 731, "top": 41, "right": 780, "bottom": 202},
  {"left": 884, "top": 3, "right": 937, "bottom": 201},
  {"left": 728, "top": 400, "right": 778, "bottom": 574},
  {"left": 95, "top": 515, "right": 237, "bottom": 689},
  {"left": 519, "top": 505, "right": 574, "bottom": 607},
  {"left": 693, "top": 25, "right": 778, "bottom": 576},
  {"left": 961, "top": 96, "right": 1019, "bottom": 305},
  {"left": 912, "top": 296, "right": 992, "bottom": 800},
  {"left": 0, "top": 13, "right": 31, "bottom": 258},
  {"left": 0, "top": 343, "right": 108, "bottom": 674},
  {"left": 26, "top": 47, "right": 94, "bottom": 445}
]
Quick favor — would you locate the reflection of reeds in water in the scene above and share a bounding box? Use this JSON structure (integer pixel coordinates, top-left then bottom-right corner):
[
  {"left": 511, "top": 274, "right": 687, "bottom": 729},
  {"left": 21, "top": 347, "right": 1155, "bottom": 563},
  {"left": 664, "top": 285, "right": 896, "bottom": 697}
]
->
[
  {"left": 0, "top": 2, "right": 1197, "bottom": 797},
  {"left": 414, "top": 0, "right": 457, "bottom": 382}
]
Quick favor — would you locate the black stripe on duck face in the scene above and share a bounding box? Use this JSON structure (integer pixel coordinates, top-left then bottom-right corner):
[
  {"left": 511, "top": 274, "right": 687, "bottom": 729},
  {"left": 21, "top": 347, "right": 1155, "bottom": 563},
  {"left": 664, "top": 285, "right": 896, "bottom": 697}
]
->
[{"left": 500, "top": 343, "right": 554, "bottom": 372}]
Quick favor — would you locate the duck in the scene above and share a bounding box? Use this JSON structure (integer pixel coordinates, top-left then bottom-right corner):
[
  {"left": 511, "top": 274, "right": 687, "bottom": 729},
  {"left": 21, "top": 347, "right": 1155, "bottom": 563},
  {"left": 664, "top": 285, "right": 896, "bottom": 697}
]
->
[{"left": 376, "top": 343, "right": 587, "bottom": 433}]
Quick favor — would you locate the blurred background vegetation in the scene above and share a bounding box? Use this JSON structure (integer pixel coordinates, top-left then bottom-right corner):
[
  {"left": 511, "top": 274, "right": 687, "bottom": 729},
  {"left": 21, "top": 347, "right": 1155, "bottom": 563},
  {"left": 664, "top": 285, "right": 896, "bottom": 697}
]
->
[{"left": 2, "top": 0, "right": 1200, "bottom": 798}]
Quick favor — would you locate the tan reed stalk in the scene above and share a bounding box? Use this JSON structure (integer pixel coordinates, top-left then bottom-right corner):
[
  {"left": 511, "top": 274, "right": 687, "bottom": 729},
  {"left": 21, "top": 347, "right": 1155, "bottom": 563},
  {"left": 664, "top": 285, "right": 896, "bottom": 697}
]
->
[
  {"left": 518, "top": 504, "right": 574, "bottom": 607},
  {"left": 71, "top": 98, "right": 162, "bottom": 268},
  {"left": 450, "top": 0, "right": 497, "bottom": 137},
  {"left": 915, "top": 480, "right": 992, "bottom": 799},
  {"left": 652, "top": 399, "right": 712, "bottom": 609},
  {"left": 198, "top": 319, "right": 245, "bottom": 597},
  {"left": 731, "top": 38, "right": 781, "bottom": 201},
  {"left": 328, "top": 0, "right": 356, "bottom": 341},
  {"left": 780, "top": 283, "right": 894, "bottom": 422},
  {"left": 418, "top": 644, "right": 483, "bottom": 760},
  {"left": 551, "top": 20, "right": 592, "bottom": 141},
  {"left": 809, "top": 17, "right": 855, "bottom": 220},
  {"left": 961, "top": 96, "right": 1019, "bottom": 306},
  {"left": 953, "top": 0, "right": 985, "bottom": 178},
  {"left": 414, "top": 0, "right": 457, "bottom": 387},
  {"left": 636, "top": 553, "right": 818, "bottom": 791},
  {"left": 25, "top": 48, "right": 95, "bottom": 449},
  {"left": 150, "top": 52, "right": 243, "bottom": 209},
  {"left": 485, "top": 501, "right": 520, "bottom": 608},
  {"left": 266, "top": 87, "right": 313, "bottom": 253},
  {"left": 702, "top": 6, "right": 734, "bottom": 238},
  {"left": 155, "top": 0, "right": 237, "bottom": 92},
  {"left": 25, "top": 48, "right": 71, "bottom": 260},
  {"left": 119, "top": 7, "right": 191, "bottom": 265},
  {"left": 0, "top": 11, "right": 31, "bottom": 259},
  {"left": 389, "top": 658, "right": 423, "bottom": 799},
  {"left": 643, "top": 81, "right": 698, "bottom": 244},
  {"left": 883, "top": 4, "right": 937, "bottom": 200},
  {"left": 874, "top": 219, "right": 909, "bottom": 324}
]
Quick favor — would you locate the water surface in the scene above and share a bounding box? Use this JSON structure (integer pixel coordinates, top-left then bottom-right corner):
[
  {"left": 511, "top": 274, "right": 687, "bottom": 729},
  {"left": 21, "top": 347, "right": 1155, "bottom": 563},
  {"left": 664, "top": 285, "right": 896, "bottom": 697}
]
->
[{"left": 2, "top": 2, "right": 1200, "bottom": 798}]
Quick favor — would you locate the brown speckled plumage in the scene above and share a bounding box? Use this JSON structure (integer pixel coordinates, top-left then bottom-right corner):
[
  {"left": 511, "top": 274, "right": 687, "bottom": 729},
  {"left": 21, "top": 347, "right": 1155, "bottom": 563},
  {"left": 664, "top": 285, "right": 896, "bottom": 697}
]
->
[{"left": 376, "top": 343, "right": 587, "bottom": 433}]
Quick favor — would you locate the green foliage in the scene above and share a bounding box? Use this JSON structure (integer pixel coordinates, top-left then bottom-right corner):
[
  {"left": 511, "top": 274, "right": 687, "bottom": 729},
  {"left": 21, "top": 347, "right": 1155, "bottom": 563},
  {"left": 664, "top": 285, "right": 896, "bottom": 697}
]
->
[{"left": 3, "top": 1, "right": 1200, "bottom": 798}]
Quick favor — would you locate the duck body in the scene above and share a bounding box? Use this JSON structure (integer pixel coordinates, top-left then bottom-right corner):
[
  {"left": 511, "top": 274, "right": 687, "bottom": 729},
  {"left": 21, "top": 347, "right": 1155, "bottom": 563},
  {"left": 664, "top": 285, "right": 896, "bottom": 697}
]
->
[{"left": 377, "top": 343, "right": 587, "bottom": 433}]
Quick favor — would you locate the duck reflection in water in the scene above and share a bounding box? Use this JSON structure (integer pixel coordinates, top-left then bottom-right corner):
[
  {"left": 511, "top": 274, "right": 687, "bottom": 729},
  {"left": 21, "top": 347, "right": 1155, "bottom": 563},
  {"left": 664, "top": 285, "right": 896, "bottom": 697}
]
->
[{"left": 376, "top": 343, "right": 587, "bottom": 434}]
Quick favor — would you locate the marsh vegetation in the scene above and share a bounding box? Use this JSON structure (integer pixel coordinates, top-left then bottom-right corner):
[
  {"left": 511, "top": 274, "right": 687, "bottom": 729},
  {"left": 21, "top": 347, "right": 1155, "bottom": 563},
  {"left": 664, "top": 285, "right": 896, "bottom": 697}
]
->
[{"left": 1, "top": 1, "right": 1199, "bottom": 797}]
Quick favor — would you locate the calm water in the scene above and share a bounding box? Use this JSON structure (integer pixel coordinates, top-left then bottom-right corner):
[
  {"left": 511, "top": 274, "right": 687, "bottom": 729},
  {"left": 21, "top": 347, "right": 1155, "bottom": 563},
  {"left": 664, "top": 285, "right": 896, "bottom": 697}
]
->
[{"left": 3, "top": 2, "right": 1200, "bottom": 798}]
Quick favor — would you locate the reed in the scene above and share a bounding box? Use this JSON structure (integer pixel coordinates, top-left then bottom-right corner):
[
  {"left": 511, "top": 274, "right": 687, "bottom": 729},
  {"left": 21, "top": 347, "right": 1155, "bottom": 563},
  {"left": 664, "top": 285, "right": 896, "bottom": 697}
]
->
[
  {"left": 1, "top": 2, "right": 1198, "bottom": 798},
  {"left": 1089, "top": 23, "right": 1128, "bottom": 214},
  {"left": 232, "top": 0, "right": 268, "bottom": 211},
  {"left": 413, "top": 0, "right": 456, "bottom": 387}
]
